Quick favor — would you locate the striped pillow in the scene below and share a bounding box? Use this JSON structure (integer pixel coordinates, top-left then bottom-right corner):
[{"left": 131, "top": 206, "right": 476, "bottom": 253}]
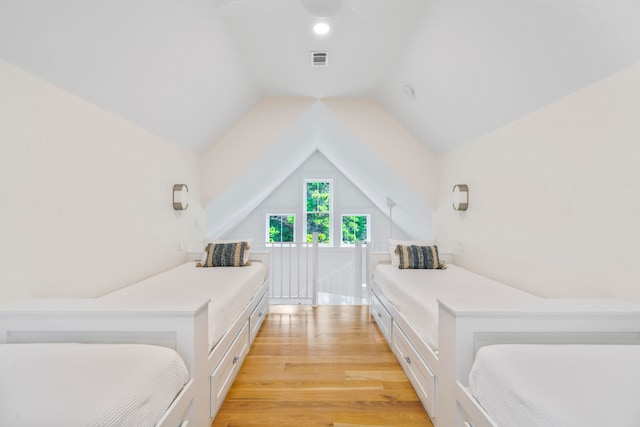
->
[
  {"left": 395, "top": 245, "right": 444, "bottom": 269},
  {"left": 201, "top": 242, "right": 250, "bottom": 267}
]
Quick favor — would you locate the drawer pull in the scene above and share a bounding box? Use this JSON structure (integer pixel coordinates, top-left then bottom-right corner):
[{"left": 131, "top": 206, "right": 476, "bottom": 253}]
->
[
  {"left": 404, "top": 355, "right": 411, "bottom": 365},
  {"left": 232, "top": 355, "right": 240, "bottom": 364},
  {"left": 377, "top": 312, "right": 382, "bottom": 318},
  {"left": 180, "top": 421, "right": 190, "bottom": 427},
  {"left": 463, "top": 422, "right": 474, "bottom": 427},
  {"left": 259, "top": 311, "right": 264, "bottom": 317}
]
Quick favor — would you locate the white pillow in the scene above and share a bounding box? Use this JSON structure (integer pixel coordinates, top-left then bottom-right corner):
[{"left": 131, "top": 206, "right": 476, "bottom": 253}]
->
[
  {"left": 203, "top": 238, "right": 253, "bottom": 265},
  {"left": 388, "top": 239, "right": 434, "bottom": 267}
]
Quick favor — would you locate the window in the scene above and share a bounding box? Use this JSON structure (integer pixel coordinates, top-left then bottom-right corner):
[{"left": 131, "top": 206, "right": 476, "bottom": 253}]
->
[
  {"left": 267, "top": 214, "right": 295, "bottom": 243},
  {"left": 304, "top": 180, "right": 332, "bottom": 244},
  {"left": 341, "top": 214, "right": 370, "bottom": 246}
]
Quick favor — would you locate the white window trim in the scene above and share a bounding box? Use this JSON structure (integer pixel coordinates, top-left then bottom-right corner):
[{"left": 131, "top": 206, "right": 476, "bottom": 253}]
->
[
  {"left": 265, "top": 213, "right": 296, "bottom": 243},
  {"left": 303, "top": 178, "right": 334, "bottom": 246},
  {"left": 339, "top": 213, "right": 371, "bottom": 247}
]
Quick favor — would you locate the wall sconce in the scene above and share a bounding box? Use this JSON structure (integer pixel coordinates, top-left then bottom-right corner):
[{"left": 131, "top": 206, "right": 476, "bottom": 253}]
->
[
  {"left": 173, "top": 184, "right": 189, "bottom": 210},
  {"left": 452, "top": 184, "right": 469, "bottom": 211}
]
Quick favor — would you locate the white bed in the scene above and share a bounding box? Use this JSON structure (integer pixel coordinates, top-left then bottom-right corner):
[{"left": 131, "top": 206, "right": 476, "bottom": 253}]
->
[
  {"left": 0, "top": 343, "right": 189, "bottom": 427},
  {"left": 437, "top": 298, "right": 640, "bottom": 427},
  {"left": 0, "top": 298, "right": 209, "bottom": 427},
  {"left": 101, "top": 261, "right": 268, "bottom": 349},
  {"left": 369, "top": 252, "right": 538, "bottom": 422},
  {"left": 468, "top": 344, "right": 640, "bottom": 427},
  {"left": 373, "top": 263, "right": 536, "bottom": 351},
  {"left": 101, "top": 255, "right": 270, "bottom": 420},
  {"left": 0, "top": 252, "right": 270, "bottom": 426}
]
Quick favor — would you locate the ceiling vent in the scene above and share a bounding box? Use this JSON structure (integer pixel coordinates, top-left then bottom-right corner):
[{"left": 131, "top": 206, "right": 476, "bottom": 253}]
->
[{"left": 311, "top": 51, "right": 328, "bottom": 67}]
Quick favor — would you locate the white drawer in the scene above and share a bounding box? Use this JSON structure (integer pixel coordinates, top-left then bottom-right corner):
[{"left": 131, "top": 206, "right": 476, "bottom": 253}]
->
[
  {"left": 371, "top": 293, "right": 392, "bottom": 343},
  {"left": 249, "top": 292, "right": 268, "bottom": 343},
  {"left": 210, "top": 322, "right": 249, "bottom": 417},
  {"left": 392, "top": 322, "right": 435, "bottom": 417}
]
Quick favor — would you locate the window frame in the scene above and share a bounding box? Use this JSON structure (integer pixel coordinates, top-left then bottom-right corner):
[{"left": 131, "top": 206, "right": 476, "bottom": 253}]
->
[
  {"left": 340, "top": 213, "right": 371, "bottom": 247},
  {"left": 265, "top": 213, "right": 296, "bottom": 243},
  {"left": 303, "top": 178, "right": 334, "bottom": 246}
]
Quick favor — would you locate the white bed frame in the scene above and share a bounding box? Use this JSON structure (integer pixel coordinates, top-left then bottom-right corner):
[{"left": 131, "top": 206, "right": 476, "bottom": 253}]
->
[
  {"left": 207, "top": 252, "right": 271, "bottom": 418},
  {"left": 0, "top": 251, "right": 271, "bottom": 426},
  {"left": 368, "top": 252, "right": 640, "bottom": 427},
  {"left": 437, "top": 298, "right": 640, "bottom": 427},
  {"left": 368, "top": 251, "right": 441, "bottom": 422},
  {"left": 0, "top": 297, "right": 209, "bottom": 427}
]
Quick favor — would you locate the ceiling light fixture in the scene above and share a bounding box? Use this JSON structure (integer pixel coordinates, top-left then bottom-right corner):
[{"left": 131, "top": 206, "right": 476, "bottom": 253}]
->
[{"left": 313, "top": 22, "right": 331, "bottom": 35}]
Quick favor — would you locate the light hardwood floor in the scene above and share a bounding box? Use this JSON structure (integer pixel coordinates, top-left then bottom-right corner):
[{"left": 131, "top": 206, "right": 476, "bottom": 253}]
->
[{"left": 212, "top": 305, "right": 434, "bottom": 427}]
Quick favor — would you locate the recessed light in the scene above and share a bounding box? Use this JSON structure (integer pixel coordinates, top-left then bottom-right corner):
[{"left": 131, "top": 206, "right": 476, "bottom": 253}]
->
[{"left": 313, "top": 22, "right": 331, "bottom": 35}]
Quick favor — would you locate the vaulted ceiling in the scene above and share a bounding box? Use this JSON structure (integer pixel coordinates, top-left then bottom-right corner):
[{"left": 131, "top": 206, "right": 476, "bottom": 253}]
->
[{"left": 1, "top": 0, "right": 640, "bottom": 155}]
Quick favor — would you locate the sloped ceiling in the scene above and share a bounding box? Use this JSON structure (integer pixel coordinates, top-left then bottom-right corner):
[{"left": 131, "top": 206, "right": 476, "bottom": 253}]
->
[
  {"left": 3, "top": 0, "right": 639, "bottom": 156},
  {"left": 0, "top": 0, "right": 258, "bottom": 154},
  {"left": 206, "top": 100, "right": 433, "bottom": 239},
  {"left": 378, "top": 0, "right": 640, "bottom": 154},
  {"left": 216, "top": 0, "right": 427, "bottom": 98}
]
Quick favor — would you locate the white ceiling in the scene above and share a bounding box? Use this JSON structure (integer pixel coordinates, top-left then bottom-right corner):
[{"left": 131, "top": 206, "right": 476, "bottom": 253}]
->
[
  {"left": 216, "top": 0, "right": 427, "bottom": 99},
  {"left": 1, "top": 0, "right": 640, "bottom": 155}
]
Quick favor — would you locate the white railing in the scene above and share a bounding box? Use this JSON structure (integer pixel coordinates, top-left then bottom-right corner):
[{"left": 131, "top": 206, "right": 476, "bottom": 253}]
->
[
  {"left": 365, "top": 241, "right": 388, "bottom": 253},
  {"left": 253, "top": 237, "right": 318, "bottom": 305},
  {"left": 254, "top": 238, "right": 383, "bottom": 305},
  {"left": 317, "top": 241, "right": 365, "bottom": 303}
]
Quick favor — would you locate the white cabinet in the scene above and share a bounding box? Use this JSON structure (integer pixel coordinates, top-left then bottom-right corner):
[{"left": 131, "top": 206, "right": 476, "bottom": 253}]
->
[
  {"left": 392, "top": 322, "right": 435, "bottom": 417},
  {"left": 249, "top": 293, "right": 268, "bottom": 344},
  {"left": 210, "top": 322, "right": 249, "bottom": 417},
  {"left": 371, "top": 293, "right": 392, "bottom": 343}
]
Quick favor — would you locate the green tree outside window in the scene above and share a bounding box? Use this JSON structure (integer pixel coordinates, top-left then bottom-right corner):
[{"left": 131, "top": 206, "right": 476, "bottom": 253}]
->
[
  {"left": 268, "top": 215, "right": 295, "bottom": 242},
  {"left": 305, "top": 180, "right": 331, "bottom": 244},
  {"left": 341, "top": 215, "right": 369, "bottom": 245}
]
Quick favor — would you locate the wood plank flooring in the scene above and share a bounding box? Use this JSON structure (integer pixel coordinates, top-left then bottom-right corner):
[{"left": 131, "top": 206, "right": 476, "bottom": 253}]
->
[{"left": 212, "top": 305, "right": 434, "bottom": 427}]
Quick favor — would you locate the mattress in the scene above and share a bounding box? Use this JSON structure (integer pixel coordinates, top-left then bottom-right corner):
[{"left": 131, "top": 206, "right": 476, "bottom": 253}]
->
[
  {"left": 469, "top": 344, "right": 640, "bottom": 427},
  {"left": 373, "top": 264, "right": 536, "bottom": 350},
  {"left": 102, "top": 262, "right": 267, "bottom": 348},
  {"left": 0, "top": 343, "right": 188, "bottom": 427}
]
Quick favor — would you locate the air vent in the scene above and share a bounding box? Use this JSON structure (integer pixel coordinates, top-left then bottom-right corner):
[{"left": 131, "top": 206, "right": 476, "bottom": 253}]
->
[{"left": 311, "top": 51, "right": 328, "bottom": 67}]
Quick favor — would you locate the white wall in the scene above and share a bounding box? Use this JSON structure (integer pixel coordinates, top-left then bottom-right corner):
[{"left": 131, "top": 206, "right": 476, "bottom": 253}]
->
[
  {"left": 225, "top": 151, "right": 410, "bottom": 283},
  {"left": 324, "top": 99, "right": 437, "bottom": 208},
  {"left": 201, "top": 98, "right": 437, "bottom": 240},
  {"left": 0, "top": 60, "right": 205, "bottom": 307},
  {"left": 225, "top": 150, "right": 410, "bottom": 244},
  {"left": 434, "top": 63, "right": 640, "bottom": 300},
  {"left": 199, "top": 97, "right": 316, "bottom": 206}
]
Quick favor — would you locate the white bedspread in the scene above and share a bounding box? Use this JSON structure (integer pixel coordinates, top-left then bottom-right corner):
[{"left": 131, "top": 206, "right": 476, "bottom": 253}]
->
[
  {"left": 102, "top": 262, "right": 267, "bottom": 348},
  {"left": 373, "top": 264, "right": 536, "bottom": 350},
  {"left": 469, "top": 344, "right": 640, "bottom": 427},
  {"left": 0, "top": 343, "right": 188, "bottom": 427}
]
